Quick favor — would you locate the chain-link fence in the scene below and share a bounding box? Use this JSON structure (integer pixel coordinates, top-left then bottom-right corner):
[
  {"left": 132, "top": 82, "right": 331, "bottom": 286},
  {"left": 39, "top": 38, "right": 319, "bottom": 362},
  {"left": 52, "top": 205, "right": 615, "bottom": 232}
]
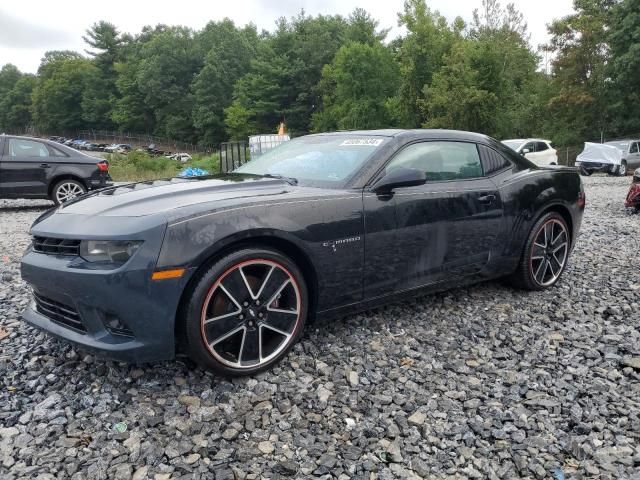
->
[
  {"left": 2, "top": 127, "right": 217, "bottom": 154},
  {"left": 78, "top": 130, "right": 216, "bottom": 154}
]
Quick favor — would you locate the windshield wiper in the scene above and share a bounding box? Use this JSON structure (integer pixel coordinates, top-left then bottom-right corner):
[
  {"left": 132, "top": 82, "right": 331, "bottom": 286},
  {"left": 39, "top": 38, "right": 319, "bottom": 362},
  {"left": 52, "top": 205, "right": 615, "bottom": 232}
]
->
[{"left": 262, "top": 173, "right": 298, "bottom": 185}]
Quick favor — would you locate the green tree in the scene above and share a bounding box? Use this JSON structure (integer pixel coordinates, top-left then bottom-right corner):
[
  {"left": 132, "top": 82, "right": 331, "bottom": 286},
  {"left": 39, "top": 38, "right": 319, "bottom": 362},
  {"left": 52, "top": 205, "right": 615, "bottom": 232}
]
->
[
  {"left": 420, "top": 42, "right": 497, "bottom": 133},
  {"left": 32, "top": 57, "right": 94, "bottom": 132},
  {"left": 608, "top": 0, "right": 640, "bottom": 134},
  {"left": 543, "top": 0, "right": 615, "bottom": 144},
  {"left": 82, "top": 21, "right": 124, "bottom": 128},
  {"left": 312, "top": 42, "right": 400, "bottom": 131},
  {"left": 396, "top": 0, "right": 459, "bottom": 127},
  {"left": 227, "top": 10, "right": 385, "bottom": 137},
  {"left": 0, "top": 75, "right": 37, "bottom": 131},
  {"left": 136, "top": 26, "right": 200, "bottom": 140},
  {"left": 113, "top": 26, "right": 200, "bottom": 139},
  {"left": 0, "top": 64, "right": 22, "bottom": 100},
  {"left": 469, "top": 0, "right": 539, "bottom": 138},
  {"left": 192, "top": 20, "right": 258, "bottom": 145}
]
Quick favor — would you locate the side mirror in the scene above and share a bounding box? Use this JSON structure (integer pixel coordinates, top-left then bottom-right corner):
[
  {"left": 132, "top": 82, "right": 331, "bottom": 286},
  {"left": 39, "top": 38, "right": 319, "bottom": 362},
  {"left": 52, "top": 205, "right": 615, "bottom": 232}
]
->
[
  {"left": 521, "top": 148, "right": 531, "bottom": 155},
  {"left": 373, "top": 167, "right": 427, "bottom": 194}
]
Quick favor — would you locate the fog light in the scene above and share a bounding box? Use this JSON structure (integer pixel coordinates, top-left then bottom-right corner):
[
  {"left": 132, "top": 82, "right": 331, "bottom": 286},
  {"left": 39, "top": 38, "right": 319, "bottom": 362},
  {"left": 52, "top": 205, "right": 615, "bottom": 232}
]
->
[{"left": 104, "top": 313, "right": 134, "bottom": 337}]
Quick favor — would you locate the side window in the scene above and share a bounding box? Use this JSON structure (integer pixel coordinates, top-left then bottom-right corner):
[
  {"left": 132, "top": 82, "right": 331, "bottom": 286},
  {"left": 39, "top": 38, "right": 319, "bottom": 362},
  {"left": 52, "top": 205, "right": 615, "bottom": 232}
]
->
[
  {"left": 630, "top": 142, "right": 639, "bottom": 154},
  {"left": 536, "top": 141, "right": 549, "bottom": 152},
  {"left": 385, "top": 141, "right": 483, "bottom": 182},
  {"left": 8, "top": 138, "right": 49, "bottom": 158},
  {"left": 478, "top": 145, "right": 512, "bottom": 174},
  {"left": 522, "top": 142, "right": 536, "bottom": 153}
]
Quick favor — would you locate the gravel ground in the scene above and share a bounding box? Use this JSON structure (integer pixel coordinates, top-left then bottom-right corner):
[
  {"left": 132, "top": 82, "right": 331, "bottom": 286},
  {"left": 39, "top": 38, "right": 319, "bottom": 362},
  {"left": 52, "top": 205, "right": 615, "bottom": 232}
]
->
[{"left": 1, "top": 175, "right": 639, "bottom": 480}]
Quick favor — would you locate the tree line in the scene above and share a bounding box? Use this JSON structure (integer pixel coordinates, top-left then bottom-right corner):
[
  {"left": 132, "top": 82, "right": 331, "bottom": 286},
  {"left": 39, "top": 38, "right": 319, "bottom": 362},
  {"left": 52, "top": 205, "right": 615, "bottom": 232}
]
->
[{"left": 0, "top": 0, "right": 638, "bottom": 148}]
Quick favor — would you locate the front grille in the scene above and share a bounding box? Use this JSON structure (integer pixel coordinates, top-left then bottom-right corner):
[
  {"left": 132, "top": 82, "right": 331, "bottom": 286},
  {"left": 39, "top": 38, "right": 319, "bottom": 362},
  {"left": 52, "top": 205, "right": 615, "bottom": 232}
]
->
[
  {"left": 32, "top": 237, "right": 80, "bottom": 256},
  {"left": 33, "top": 292, "right": 86, "bottom": 333}
]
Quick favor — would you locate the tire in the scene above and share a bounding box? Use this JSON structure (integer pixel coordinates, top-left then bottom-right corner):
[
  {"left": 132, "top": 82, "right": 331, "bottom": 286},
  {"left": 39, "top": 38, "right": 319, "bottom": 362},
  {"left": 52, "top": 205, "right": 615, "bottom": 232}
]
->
[
  {"left": 181, "top": 247, "right": 308, "bottom": 376},
  {"left": 511, "top": 212, "right": 571, "bottom": 291},
  {"left": 51, "top": 179, "right": 87, "bottom": 206},
  {"left": 618, "top": 161, "right": 628, "bottom": 177}
]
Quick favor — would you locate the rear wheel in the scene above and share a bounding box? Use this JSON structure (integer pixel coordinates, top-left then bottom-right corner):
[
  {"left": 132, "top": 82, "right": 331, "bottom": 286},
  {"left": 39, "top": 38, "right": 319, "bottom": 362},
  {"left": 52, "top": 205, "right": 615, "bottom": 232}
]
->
[
  {"left": 51, "top": 179, "right": 86, "bottom": 205},
  {"left": 181, "top": 248, "right": 308, "bottom": 376},
  {"left": 512, "top": 212, "right": 570, "bottom": 290}
]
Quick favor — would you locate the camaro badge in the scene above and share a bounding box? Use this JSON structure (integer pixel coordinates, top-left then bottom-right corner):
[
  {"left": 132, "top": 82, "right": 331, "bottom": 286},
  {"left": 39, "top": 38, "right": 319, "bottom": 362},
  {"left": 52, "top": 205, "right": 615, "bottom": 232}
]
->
[{"left": 322, "top": 236, "right": 362, "bottom": 252}]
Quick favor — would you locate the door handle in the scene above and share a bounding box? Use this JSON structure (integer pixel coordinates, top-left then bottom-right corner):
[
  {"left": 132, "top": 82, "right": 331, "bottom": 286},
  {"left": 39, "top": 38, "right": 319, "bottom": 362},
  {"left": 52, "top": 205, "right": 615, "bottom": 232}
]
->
[
  {"left": 40, "top": 163, "right": 51, "bottom": 168},
  {"left": 477, "top": 194, "right": 496, "bottom": 205}
]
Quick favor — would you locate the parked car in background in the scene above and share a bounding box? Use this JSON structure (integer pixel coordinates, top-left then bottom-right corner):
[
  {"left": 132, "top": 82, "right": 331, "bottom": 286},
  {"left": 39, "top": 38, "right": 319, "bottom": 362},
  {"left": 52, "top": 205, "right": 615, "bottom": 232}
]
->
[
  {"left": 167, "top": 152, "right": 192, "bottom": 163},
  {"left": 625, "top": 168, "right": 640, "bottom": 212},
  {"left": 607, "top": 140, "right": 636, "bottom": 176},
  {"left": 0, "top": 135, "right": 111, "bottom": 205},
  {"left": 117, "top": 144, "right": 132, "bottom": 154},
  {"left": 574, "top": 140, "right": 640, "bottom": 176},
  {"left": 104, "top": 144, "right": 131, "bottom": 154},
  {"left": 20, "top": 129, "right": 585, "bottom": 376},
  {"left": 502, "top": 139, "right": 558, "bottom": 166}
]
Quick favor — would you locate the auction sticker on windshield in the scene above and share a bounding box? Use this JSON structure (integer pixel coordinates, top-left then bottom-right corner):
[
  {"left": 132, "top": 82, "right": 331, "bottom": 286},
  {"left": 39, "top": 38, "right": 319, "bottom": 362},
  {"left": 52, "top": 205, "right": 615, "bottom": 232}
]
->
[{"left": 340, "top": 138, "right": 384, "bottom": 146}]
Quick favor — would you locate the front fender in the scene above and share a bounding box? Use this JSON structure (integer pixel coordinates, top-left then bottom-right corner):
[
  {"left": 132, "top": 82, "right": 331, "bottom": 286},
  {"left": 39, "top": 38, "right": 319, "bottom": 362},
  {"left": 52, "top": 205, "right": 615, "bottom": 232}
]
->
[
  {"left": 156, "top": 194, "right": 366, "bottom": 311},
  {"left": 156, "top": 207, "right": 308, "bottom": 269}
]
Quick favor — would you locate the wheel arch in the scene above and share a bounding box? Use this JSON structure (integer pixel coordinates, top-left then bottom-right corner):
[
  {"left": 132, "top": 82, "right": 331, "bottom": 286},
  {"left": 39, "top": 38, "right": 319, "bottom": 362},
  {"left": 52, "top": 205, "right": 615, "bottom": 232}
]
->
[
  {"left": 48, "top": 174, "right": 88, "bottom": 196},
  {"left": 537, "top": 203, "right": 573, "bottom": 242},
  {"left": 174, "top": 230, "right": 319, "bottom": 352}
]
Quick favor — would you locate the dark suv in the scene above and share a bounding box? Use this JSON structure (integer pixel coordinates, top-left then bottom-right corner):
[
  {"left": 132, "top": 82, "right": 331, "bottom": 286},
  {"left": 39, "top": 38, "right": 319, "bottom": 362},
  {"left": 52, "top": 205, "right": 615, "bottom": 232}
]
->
[{"left": 0, "top": 135, "right": 112, "bottom": 205}]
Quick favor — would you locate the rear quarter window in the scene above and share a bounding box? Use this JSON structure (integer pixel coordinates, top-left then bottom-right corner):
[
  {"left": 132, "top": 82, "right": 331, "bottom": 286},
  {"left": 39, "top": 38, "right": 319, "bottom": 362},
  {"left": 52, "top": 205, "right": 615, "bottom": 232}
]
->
[{"left": 478, "top": 145, "right": 512, "bottom": 175}]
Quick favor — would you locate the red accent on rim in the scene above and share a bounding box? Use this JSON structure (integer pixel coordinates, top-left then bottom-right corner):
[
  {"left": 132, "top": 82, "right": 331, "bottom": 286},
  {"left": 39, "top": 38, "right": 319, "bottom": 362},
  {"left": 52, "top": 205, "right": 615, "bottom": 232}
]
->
[
  {"left": 199, "top": 258, "right": 302, "bottom": 368},
  {"left": 528, "top": 218, "right": 568, "bottom": 286}
]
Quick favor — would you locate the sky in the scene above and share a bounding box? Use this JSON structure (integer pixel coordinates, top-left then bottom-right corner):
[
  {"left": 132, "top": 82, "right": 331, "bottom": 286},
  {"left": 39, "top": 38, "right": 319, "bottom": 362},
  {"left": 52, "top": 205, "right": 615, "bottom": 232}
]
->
[{"left": 0, "top": 0, "right": 574, "bottom": 74}]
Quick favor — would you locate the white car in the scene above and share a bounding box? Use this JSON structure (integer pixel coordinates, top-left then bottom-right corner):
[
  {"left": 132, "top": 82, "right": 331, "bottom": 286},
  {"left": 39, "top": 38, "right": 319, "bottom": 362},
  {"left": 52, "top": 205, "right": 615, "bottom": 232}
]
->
[
  {"left": 502, "top": 139, "right": 558, "bottom": 166},
  {"left": 575, "top": 140, "right": 640, "bottom": 176},
  {"left": 166, "top": 153, "right": 192, "bottom": 163}
]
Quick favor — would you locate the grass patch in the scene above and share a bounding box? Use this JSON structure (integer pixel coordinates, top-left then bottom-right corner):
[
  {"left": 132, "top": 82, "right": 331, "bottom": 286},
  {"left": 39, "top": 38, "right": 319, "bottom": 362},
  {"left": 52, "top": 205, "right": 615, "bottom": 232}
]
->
[{"left": 107, "top": 151, "right": 221, "bottom": 182}]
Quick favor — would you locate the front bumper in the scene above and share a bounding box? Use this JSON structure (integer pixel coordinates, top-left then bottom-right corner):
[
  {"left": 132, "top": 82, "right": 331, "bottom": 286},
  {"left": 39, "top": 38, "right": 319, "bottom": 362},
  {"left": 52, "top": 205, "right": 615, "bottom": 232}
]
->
[
  {"left": 20, "top": 230, "right": 194, "bottom": 364},
  {"left": 575, "top": 161, "right": 616, "bottom": 173}
]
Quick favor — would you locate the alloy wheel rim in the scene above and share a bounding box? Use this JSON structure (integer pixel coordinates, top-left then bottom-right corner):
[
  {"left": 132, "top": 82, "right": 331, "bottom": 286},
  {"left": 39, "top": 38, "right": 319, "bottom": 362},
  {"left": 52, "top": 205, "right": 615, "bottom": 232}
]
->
[
  {"left": 56, "top": 183, "right": 84, "bottom": 203},
  {"left": 620, "top": 163, "right": 627, "bottom": 175},
  {"left": 200, "top": 259, "right": 301, "bottom": 369},
  {"left": 529, "top": 219, "right": 569, "bottom": 286}
]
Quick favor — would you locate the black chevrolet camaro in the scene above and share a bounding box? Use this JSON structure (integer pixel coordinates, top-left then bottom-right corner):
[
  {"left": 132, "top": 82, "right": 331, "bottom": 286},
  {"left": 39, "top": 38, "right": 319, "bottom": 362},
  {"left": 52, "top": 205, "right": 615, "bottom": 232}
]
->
[{"left": 21, "top": 130, "right": 585, "bottom": 376}]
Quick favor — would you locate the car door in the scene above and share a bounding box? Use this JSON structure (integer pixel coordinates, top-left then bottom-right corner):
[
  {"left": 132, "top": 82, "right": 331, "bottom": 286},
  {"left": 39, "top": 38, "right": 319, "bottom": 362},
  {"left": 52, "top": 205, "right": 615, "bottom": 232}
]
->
[
  {"left": 1, "top": 137, "right": 51, "bottom": 197},
  {"left": 521, "top": 141, "right": 539, "bottom": 165},
  {"left": 628, "top": 142, "right": 640, "bottom": 169},
  {"left": 363, "top": 140, "right": 504, "bottom": 298},
  {"left": 536, "top": 141, "right": 555, "bottom": 165}
]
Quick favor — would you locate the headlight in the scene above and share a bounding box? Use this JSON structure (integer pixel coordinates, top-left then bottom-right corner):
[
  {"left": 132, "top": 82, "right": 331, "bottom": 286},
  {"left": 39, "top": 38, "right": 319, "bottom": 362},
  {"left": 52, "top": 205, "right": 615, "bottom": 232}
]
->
[{"left": 80, "top": 240, "right": 142, "bottom": 264}]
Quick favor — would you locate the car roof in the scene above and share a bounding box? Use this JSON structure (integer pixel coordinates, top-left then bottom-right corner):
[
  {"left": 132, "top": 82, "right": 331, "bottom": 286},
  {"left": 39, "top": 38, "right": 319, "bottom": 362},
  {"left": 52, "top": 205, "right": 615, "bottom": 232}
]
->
[
  {"left": 504, "top": 138, "right": 551, "bottom": 143},
  {"left": 2, "top": 134, "right": 57, "bottom": 144},
  {"left": 308, "top": 129, "right": 494, "bottom": 142}
]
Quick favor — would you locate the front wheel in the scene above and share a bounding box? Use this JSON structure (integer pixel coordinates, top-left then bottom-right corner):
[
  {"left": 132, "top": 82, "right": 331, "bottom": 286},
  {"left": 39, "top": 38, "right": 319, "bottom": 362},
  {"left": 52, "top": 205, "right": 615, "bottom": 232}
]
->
[
  {"left": 511, "top": 212, "right": 571, "bottom": 291},
  {"left": 618, "top": 161, "right": 628, "bottom": 176},
  {"left": 181, "top": 248, "right": 308, "bottom": 376},
  {"left": 51, "top": 179, "right": 87, "bottom": 205}
]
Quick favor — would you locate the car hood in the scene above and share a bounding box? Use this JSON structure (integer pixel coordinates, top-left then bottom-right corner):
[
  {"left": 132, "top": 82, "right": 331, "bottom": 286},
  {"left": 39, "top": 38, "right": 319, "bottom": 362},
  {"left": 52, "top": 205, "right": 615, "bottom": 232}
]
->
[{"left": 56, "top": 174, "right": 294, "bottom": 218}]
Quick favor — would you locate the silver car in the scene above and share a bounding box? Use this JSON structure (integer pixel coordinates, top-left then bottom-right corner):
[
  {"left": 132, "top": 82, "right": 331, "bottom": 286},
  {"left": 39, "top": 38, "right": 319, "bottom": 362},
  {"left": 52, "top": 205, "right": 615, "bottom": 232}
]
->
[{"left": 604, "top": 140, "right": 640, "bottom": 176}]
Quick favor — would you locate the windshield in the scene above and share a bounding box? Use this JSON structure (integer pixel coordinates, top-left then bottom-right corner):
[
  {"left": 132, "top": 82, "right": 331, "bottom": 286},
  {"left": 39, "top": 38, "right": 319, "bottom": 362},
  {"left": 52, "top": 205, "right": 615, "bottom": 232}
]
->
[
  {"left": 502, "top": 140, "right": 524, "bottom": 151},
  {"left": 234, "top": 135, "right": 389, "bottom": 188},
  {"left": 604, "top": 141, "right": 629, "bottom": 152}
]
